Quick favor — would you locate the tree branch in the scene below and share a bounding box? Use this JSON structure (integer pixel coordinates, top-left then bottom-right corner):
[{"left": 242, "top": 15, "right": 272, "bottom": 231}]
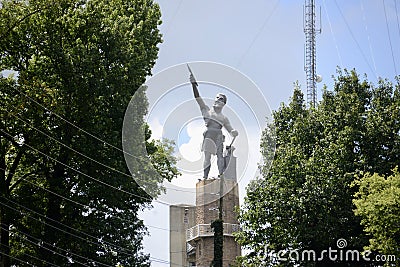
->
[
  {"left": 0, "top": 7, "right": 44, "bottom": 40},
  {"left": 6, "top": 145, "right": 26, "bottom": 187},
  {"left": 9, "top": 171, "right": 36, "bottom": 193}
]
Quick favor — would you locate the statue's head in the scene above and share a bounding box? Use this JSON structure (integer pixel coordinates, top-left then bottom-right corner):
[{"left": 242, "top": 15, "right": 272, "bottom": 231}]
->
[{"left": 214, "top": 93, "right": 227, "bottom": 108}]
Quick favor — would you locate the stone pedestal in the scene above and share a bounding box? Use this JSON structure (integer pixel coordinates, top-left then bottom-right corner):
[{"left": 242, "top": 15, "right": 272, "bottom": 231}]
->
[
  {"left": 170, "top": 154, "right": 241, "bottom": 267},
  {"left": 193, "top": 178, "right": 241, "bottom": 267}
]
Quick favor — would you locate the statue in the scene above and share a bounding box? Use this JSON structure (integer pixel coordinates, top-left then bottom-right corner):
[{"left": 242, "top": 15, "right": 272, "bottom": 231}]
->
[{"left": 188, "top": 65, "right": 238, "bottom": 179}]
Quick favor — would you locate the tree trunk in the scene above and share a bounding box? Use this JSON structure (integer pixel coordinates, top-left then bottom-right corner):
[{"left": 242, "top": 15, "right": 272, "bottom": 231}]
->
[
  {"left": 0, "top": 206, "right": 10, "bottom": 267},
  {"left": 0, "top": 156, "right": 10, "bottom": 267},
  {"left": 40, "top": 128, "right": 72, "bottom": 265},
  {"left": 41, "top": 163, "right": 64, "bottom": 265}
]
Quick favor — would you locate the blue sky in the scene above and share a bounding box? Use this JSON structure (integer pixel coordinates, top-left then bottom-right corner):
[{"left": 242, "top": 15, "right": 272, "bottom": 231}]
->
[{"left": 142, "top": 1, "right": 400, "bottom": 266}]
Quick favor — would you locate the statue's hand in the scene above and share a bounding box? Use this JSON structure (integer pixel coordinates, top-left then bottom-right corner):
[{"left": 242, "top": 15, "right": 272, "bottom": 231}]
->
[
  {"left": 230, "top": 130, "right": 238, "bottom": 137},
  {"left": 190, "top": 74, "right": 197, "bottom": 85}
]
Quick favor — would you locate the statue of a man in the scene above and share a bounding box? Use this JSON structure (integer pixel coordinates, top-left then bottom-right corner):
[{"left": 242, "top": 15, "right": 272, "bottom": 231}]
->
[{"left": 190, "top": 73, "right": 238, "bottom": 179}]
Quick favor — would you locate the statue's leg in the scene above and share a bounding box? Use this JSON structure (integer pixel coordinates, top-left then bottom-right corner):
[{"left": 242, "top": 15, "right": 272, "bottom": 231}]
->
[{"left": 203, "top": 152, "right": 212, "bottom": 179}]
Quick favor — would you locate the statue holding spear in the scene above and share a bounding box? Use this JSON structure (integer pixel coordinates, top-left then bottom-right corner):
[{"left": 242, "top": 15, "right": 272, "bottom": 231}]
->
[{"left": 187, "top": 64, "right": 238, "bottom": 179}]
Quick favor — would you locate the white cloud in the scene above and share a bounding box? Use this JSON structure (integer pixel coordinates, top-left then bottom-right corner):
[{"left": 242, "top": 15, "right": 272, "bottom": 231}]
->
[
  {"left": 149, "top": 117, "right": 163, "bottom": 140},
  {"left": 178, "top": 120, "right": 203, "bottom": 162}
]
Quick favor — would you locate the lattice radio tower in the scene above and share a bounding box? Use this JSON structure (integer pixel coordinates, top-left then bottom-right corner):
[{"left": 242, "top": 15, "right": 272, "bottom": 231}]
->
[{"left": 304, "top": 0, "right": 321, "bottom": 108}]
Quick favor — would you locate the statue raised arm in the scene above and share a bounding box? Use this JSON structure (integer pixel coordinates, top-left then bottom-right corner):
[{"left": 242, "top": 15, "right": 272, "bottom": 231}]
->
[{"left": 188, "top": 68, "right": 238, "bottom": 179}]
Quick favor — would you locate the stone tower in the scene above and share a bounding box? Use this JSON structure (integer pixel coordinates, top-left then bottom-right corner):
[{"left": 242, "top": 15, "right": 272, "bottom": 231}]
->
[{"left": 170, "top": 153, "right": 241, "bottom": 267}]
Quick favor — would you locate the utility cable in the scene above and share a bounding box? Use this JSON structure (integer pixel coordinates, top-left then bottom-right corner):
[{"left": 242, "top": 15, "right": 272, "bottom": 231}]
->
[
  {"left": 1, "top": 167, "right": 177, "bottom": 233},
  {"left": 1, "top": 225, "right": 109, "bottom": 267},
  {"left": 7, "top": 111, "right": 149, "bottom": 187},
  {"left": 6, "top": 85, "right": 136, "bottom": 161},
  {"left": 237, "top": 0, "right": 281, "bottom": 67},
  {"left": 360, "top": 0, "right": 377, "bottom": 74},
  {"left": 322, "top": 0, "right": 343, "bottom": 67},
  {"left": 2, "top": 229, "right": 87, "bottom": 266},
  {"left": 334, "top": 0, "right": 378, "bottom": 79},
  {"left": 162, "top": 0, "right": 183, "bottom": 37},
  {"left": 0, "top": 250, "right": 35, "bottom": 267},
  {"left": 0, "top": 243, "right": 59, "bottom": 267},
  {"left": 0, "top": 199, "right": 182, "bottom": 266},
  {"left": 6, "top": 86, "right": 195, "bottom": 194},
  {"left": 0, "top": 198, "right": 141, "bottom": 259},
  {"left": 383, "top": 0, "right": 398, "bottom": 75},
  {"left": 0, "top": 202, "right": 183, "bottom": 267},
  {"left": 0, "top": 128, "right": 158, "bottom": 204},
  {"left": 395, "top": 0, "right": 400, "bottom": 42}
]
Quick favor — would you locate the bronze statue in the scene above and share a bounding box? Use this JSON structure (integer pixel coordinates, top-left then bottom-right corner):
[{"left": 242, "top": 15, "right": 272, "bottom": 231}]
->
[{"left": 188, "top": 65, "right": 238, "bottom": 179}]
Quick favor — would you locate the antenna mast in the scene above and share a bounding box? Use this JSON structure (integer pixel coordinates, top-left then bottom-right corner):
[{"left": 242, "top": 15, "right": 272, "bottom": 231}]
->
[{"left": 304, "top": 0, "right": 321, "bottom": 107}]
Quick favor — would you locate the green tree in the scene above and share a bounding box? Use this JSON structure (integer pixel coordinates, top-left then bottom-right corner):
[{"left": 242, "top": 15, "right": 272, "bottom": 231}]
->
[
  {"left": 353, "top": 169, "right": 400, "bottom": 261},
  {"left": 236, "top": 70, "right": 400, "bottom": 266},
  {"left": 0, "top": 0, "right": 177, "bottom": 266}
]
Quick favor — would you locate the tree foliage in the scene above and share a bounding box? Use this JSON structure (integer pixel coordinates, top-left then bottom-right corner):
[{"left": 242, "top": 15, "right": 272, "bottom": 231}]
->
[
  {"left": 353, "top": 169, "right": 400, "bottom": 260},
  {"left": 236, "top": 70, "right": 400, "bottom": 266},
  {"left": 0, "top": 0, "right": 177, "bottom": 266}
]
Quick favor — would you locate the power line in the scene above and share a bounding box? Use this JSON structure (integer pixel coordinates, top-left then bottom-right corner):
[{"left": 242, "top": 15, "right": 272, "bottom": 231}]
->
[
  {"left": 0, "top": 198, "right": 183, "bottom": 266},
  {"left": 383, "top": 0, "right": 398, "bottom": 75},
  {"left": 1, "top": 59, "right": 196, "bottom": 267},
  {"left": 1, "top": 87, "right": 194, "bottom": 266},
  {"left": 0, "top": 198, "right": 142, "bottom": 260},
  {"left": 395, "top": 0, "right": 400, "bottom": 42},
  {"left": 334, "top": 0, "right": 378, "bottom": 79},
  {"left": 237, "top": 0, "right": 281, "bottom": 67},
  {"left": 0, "top": 129, "right": 180, "bottom": 264},
  {"left": 162, "top": 0, "right": 183, "bottom": 37},
  {"left": 360, "top": 0, "right": 377, "bottom": 74},
  {"left": 0, "top": 242, "right": 60, "bottom": 267},
  {"left": 322, "top": 0, "right": 343, "bottom": 67},
  {"left": 2, "top": 194, "right": 207, "bottom": 265},
  {"left": 0, "top": 3, "right": 188, "bottom": 266},
  {"left": 1, "top": 118, "right": 186, "bottom": 266},
  {"left": 1, "top": 225, "right": 109, "bottom": 266},
  {"left": 7, "top": 111, "right": 131, "bottom": 177},
  {"left": 0, "top": 250, "right": 35, "bottom": 267},
  {"left": 0, "top": 128, "right": 157, "bottom": 204},
  {"left": 1, "top": 166, "right": 176, "bottom": 233},
  {"left": 6, "top": 87, "right": 195, "bottom": 194},
  {"left": 1, "top": 2, "right": 155, "bottom": 167},
  {"left": 1, "top": 0, "right": 177, "bottom": 187},
  {"left": 6, "top": 85, "right": 133, "bottom": 161},
  {"left": 2, "top": 229, "right": 90, "bottom": 267}
]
